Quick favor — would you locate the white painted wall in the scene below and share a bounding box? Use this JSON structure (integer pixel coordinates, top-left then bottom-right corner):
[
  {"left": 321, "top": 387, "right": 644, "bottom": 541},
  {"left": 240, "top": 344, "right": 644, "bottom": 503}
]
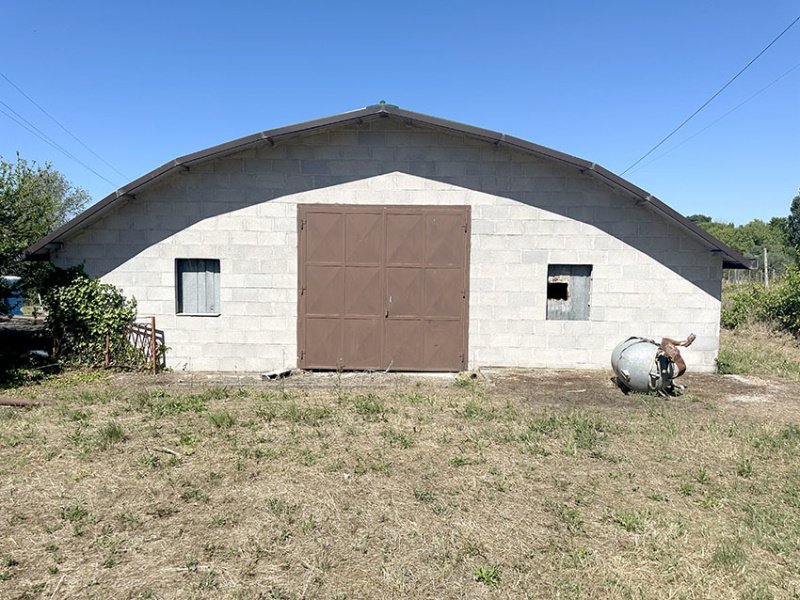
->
[{"left": 52, "top": 118, "right": 722, "bottom": 372}]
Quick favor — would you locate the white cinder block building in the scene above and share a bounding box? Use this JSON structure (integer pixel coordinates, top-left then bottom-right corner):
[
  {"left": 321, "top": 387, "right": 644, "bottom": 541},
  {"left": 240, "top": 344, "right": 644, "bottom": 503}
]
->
[{"left": 26, "top": 105, "right": 751, "bottom": 372}]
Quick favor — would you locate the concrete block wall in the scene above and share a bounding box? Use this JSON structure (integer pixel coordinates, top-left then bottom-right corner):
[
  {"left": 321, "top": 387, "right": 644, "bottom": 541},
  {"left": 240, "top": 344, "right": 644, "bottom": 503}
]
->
[{"left": 52, "top": 117, "right": 722, "bottom": 372}]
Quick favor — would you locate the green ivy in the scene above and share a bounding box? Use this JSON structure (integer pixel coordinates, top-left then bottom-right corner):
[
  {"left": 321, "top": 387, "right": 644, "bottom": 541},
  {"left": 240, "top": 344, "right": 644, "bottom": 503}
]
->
[{"left": 42, "top": 268, "right": 137, "bottom": 366}]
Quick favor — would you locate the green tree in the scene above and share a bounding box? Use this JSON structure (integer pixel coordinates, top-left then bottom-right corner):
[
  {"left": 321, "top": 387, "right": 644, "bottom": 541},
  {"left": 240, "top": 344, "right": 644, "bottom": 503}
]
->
[
  {"left": 787, "top": 191, "right": 800, "bottom": 253},
  {"left": 0, "top": 155, "right": 89, "bottom": 308}
]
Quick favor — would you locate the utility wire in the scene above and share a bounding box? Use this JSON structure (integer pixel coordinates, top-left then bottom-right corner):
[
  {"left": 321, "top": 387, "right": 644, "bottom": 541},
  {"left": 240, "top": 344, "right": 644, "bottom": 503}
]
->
[
  {"left": 627, "top": 60, "right": 800, "bottom": 176},
  {"left": 0, "top": 102, "right": 120, "bottom": 187},
  {"left": 621, "top": 13, "right": 800, "bottom": 175},
  {"left": 0, "top": 70, "right": 129, "bottom": 180}
]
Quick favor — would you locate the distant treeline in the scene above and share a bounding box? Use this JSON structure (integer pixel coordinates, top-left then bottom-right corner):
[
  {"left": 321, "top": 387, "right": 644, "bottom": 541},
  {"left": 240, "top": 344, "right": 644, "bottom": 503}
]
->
[{"left": 688, "top": 209, "right": 797, "bottom": 276}]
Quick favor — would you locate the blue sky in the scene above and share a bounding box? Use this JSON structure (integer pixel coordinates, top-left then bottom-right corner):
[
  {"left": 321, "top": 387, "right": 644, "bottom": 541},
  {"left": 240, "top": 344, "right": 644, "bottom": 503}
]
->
[{"left": 1, "top": 1, "right": 798, "bottom": 225}]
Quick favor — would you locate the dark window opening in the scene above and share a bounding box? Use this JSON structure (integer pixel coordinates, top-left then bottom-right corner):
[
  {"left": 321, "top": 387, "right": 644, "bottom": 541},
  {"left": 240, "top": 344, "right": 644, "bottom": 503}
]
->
[{"left": 547, "top": 281, "right": 569, "bottom": 301}]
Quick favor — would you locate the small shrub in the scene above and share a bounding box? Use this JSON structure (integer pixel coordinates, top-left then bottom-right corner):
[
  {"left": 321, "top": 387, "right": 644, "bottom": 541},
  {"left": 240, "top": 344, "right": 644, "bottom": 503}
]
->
[{"left": 42, "top": 268, "right": 137, "bottom": 366}]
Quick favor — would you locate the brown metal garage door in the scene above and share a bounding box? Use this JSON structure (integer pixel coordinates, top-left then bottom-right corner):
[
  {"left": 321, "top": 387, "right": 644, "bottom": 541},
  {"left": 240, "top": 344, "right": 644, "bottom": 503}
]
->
[{"left": 298, "top": 204, "right": 470, "bottom": 371}]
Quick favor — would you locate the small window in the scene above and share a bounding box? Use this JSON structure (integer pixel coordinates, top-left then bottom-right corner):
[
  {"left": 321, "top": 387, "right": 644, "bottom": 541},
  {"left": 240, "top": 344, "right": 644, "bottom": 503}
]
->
[
  {"left": 176, "top": 259, "right": 220, "bottom": 315},
  {"left": 546, "top": 264, "right": 592, "bottom": 321}
]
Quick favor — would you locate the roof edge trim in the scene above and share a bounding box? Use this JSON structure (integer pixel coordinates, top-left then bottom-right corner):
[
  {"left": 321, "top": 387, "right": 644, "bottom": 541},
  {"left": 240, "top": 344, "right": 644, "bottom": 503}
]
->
[{"left": 23, "top": 104, "right": 754, "bottom": 269}]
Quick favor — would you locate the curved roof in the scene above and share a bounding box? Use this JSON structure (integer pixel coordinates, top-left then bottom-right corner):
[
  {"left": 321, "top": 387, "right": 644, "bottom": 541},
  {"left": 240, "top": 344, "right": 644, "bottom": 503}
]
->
[{"left": 25, "top": 104, "right": 753, "bottom": 268}]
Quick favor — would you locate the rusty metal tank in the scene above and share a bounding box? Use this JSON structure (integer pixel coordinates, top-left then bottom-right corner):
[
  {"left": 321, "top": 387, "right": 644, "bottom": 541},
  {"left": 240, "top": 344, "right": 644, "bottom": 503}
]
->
[{"left": 611, "top": 337, "right": 676, "bottom": 393}]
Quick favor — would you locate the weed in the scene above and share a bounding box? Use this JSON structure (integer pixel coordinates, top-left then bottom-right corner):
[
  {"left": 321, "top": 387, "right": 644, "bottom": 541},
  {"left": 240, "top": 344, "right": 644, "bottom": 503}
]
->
[
  {"left": 352, "top": 394, "right": 385, "bottom": 419},
  {"left": 211, "top": 514, "right": 233, "bottom": 526},
  {"left": 648, "top": 491, "right": 669, "bottom": 502},
  {"left": 414, "top": 489, "right": 437, "bottom": 504},
  {"left": 381, "top": 427, "right": 414, "bottom": 448},
  {"left": 197, "top": 569, "right": 219, "bottom": 590},
  {"left": 135, "top": 390, "right": 208, "bottom": 417},
  {"left": 98, "top": 421, "right": 125, "bottom": 449},
  {"left": 454, "top": 373, "right": 475, "bottom": 388},
  {"left": 711, "top": 538, "right": 747, "bottom": 572},
  {"left": 266, "top": 497, "right": 296, "bottom": 519},
  {"left": 449, "top": 455, "right": 472, "bottom": 467},
  {"left": 208, "top": 410, "right": 235, "bottom": 429},
  {"left": 547, "top": 502, "right": 583, "bottom": 534},
  {"left": 613, "top": 509, "right": 647, "bottom": 533},
  {"left": 741, "top": 582, "right": 775, "bottom": 600},
  {"left": 59, "top": 505, "right": 89, "bottom": 523},
  {"left": 401, "top": 391, "right": 435, "bottom": 406},
  {"left": 679, "top": 482, "right": 696, "bottom": 496},
  {"left": 695, "top": 468, "right": 710, "bottom": 484},
  {"left": 283, "top": 402, "right": 331, "bottom": 426},
  {"left": 180, "top": 482, "right": 209, "bottom": 504},
  {"left": 463, "top": 400, "right": 494, "bottom": 420},
  {"left": 737, "top": 458, "right": 754, "bottom": 478},
  {"left": 473, "top": 564, "right": 500, "bottom": 586}
]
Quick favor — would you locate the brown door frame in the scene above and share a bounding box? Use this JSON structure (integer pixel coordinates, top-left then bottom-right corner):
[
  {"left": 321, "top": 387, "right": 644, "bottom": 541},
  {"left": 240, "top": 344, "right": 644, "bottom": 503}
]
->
[{"left": 297, "top": 203, "right": 471, "bottom": 371}]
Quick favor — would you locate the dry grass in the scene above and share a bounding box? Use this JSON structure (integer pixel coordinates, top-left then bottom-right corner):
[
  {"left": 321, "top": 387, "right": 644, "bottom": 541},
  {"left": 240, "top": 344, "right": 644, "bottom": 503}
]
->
[{"left": 1, "top": 369, "right": 799, "bottom": 599}]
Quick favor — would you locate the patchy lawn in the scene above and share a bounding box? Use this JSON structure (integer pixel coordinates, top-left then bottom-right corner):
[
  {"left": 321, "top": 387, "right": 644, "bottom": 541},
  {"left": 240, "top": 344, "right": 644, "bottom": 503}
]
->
[{"left": 1, "top": 369, "right": 799, "bottom": 599}]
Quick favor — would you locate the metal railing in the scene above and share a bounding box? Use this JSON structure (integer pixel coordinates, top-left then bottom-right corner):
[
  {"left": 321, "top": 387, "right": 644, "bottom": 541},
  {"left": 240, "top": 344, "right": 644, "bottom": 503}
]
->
[{"left": 104, "top": 317, "right": 165, "bottom": 373}]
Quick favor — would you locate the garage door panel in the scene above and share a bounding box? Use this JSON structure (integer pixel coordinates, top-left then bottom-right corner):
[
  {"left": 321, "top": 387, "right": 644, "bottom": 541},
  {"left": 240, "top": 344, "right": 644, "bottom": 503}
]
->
[
  {"left": 386, "top": 213, "right": 424, "bottom": 265},
  {"left": 300, "top": 204, "right": 469, "bottom": 371},
  {"left": 306, "top": 265, "right": 343, "bottom": 315},
  {"left": 386, "top": 268, "right": 423, "bottom": 317},
  {"left": 345, "top": 212, "right": 382, "bottom": 264},
  {"left": 426, "top": 213, "right": 465, "bottom": 266},
  {"left": 424, "top": 320, "right": 463, "bottom": 370},
  {"left": 343, "top": 318, "right": 381, "bottom": 369},
  {"left": 424, "top": 268, "right": 464, "bottom": 317},
  {"left": 345, "top": 266, "right": 381, "bottom": 316},
  {"left": 384, "top": 320, "right": 424, "bottom": 370},
  {"left": 306, "top": 212, "right": 344, "bottom": 263},
  {"left": 304, "top": 318, "right": 341, "bottom": 367}
]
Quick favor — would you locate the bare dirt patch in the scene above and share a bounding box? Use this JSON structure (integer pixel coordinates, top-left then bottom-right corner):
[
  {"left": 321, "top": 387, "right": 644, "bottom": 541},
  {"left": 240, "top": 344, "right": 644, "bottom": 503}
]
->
[{"left": 1, "top": 369, "right": 799, "bottom": 599}]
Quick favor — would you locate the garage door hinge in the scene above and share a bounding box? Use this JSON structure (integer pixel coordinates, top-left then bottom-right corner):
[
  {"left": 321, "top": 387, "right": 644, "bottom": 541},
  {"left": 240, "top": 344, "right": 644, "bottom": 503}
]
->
[
  {"left": 301, "top": 286, "right": 305, "bottom": 296},
  {"left": 300, "top": 218, "right": 306, "bottom": 230},
  {"left": 300, "top": 350, "right": 305, "bottom": 360}
]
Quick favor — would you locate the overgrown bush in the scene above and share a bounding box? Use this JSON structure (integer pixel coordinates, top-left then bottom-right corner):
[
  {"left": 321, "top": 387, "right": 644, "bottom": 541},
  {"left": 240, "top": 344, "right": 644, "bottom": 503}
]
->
[
  {"left": 763, "top": 268, "right": 800, "bottom": 336},
  {"left": 722, "top": 267, "right": 800, "bottom": 336},
  {"left": 42, "top": 267, "right": 137, "bottom": 366},
  {"left": 721, "top": 282, "right": 769, "bottom": 329}
]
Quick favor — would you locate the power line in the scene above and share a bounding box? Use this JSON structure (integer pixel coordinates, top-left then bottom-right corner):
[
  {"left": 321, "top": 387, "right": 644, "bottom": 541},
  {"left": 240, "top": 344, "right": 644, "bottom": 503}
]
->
[
  {"left": 0, "top": 70, "right": 129, "bottom": 180},
  {"left": 626, "top": 60, "right": 800, "bottom": 176},
  {"left": 0, "top": 102, "right": 120, "bottom": 187},
  {"left": 621, "top": 13, "right": 800, "bottom": 176}
]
